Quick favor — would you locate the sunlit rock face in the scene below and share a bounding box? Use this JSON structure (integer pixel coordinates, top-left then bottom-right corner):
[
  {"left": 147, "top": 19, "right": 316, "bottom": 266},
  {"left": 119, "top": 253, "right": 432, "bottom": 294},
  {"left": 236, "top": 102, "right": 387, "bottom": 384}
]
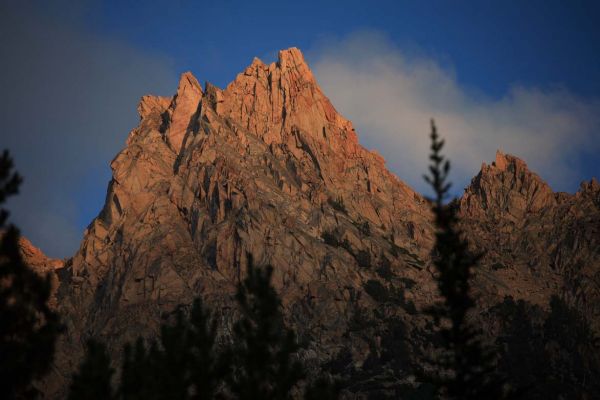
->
[
  {"left": 18, "top": 235, "right": 64, "bottom": 273},
  {"left": 34, "top": 48, "right": 599, "bottom": 398},
  {"left": 459, "top": 151, "right": 600, "bottom": 314}
]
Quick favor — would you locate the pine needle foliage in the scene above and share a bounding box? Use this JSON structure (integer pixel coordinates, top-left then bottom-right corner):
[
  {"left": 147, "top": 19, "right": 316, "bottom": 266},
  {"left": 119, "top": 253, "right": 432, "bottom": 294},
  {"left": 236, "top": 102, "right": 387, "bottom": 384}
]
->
[
  {"left": 227, "top": 254, "right": 305, "bottom": 400},
  {"left": 70, "top": 255, "right": 338, "bottom": 400},
  {"left": 68, "top": 340, "right": 115, "bottom": 400},
  {"left": 0, "top": 150, "right": 62, "bottom": 399},
  {"left": 423, "top": 121, "right": 506, "bottom": 399}
]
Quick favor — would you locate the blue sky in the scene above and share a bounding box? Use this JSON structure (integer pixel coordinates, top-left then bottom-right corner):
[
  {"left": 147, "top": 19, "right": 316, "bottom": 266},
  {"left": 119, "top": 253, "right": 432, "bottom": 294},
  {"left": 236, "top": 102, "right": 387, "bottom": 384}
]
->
[
  {"left": 84, "top": 0, "right": 600, "bottom": 96},
  {"left": 1, "top": 0, "right": 599, "bottom": 257}
]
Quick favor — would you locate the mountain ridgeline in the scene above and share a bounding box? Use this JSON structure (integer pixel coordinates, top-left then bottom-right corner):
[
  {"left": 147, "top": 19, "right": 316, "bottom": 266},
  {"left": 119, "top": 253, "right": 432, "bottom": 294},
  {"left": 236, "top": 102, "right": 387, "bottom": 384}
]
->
[{"left": 26, "top": 48, "right": 599, "bottom": 398}]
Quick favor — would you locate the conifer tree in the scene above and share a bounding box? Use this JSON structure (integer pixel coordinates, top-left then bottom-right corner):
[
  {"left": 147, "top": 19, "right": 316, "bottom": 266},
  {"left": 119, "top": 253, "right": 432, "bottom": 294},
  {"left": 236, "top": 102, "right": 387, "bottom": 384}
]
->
[
  {"left": 496, "top": 295, "right": 600, "bottom": 399},
  {"left": 68, "top": 340, "right": 115, "bottom": 400},
  {"left": 227, "top": 254, "right": 305, "bottom": 400},
  {"left": 0, "top": 150, "right": 62, "bottom": 399},
  {"left": 120, "top": 338, "right": 155, "bottom": 400},
  {"left": 423, "top": 121, "right": 505, "bottom": 399},
  {"left": 72, "top": 299, "right": 225, "bottom": 400},
  {"left": 70, "top": 255, "right": 337, "bottom": 400}
]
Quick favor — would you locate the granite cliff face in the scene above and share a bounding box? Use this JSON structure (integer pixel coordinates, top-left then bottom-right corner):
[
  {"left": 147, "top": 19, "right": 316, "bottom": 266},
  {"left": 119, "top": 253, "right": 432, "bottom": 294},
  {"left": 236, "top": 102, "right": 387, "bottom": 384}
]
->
[{"left": 33, "top": 48, "right": 599, "bottom": 397}]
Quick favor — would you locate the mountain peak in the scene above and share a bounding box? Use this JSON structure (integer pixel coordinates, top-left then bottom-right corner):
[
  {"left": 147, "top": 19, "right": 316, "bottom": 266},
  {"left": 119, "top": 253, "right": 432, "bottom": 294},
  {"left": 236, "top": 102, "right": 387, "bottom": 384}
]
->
[
  {"left": 65, "top": 47, "right": 432, "bottom": 337},
  {"left": 277, "top": 47, "right": 307, "bottom": 67},
  {"left": 493, "top": 149, "right": 509, "bottom": 170},
  {"left": 491, "top": 149, "right": 529, "bottom": 173},
  {"left": 164, "top": 71, "right": 203, "bottom": 152},
  {"left": 250, "top": 56, "right": 265, "bottom": 67},
  {"left": 175, "top": 71, "right": 202, "bottom": 99},
  {"left": 276, "top": 47, "right": 315, "bottom": 89},
  {"left": 216, "top": 47, "right": 358, "bottom": 152},
  {"left": 461, "top": 150, "right": 556, "bottom": 219}
]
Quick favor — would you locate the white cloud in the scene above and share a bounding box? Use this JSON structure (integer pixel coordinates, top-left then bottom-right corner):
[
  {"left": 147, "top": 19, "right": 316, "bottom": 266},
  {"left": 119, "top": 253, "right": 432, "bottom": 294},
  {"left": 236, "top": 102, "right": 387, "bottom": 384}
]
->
[{"left": 309, "top": 32, "right": 600, "bottom": 195}]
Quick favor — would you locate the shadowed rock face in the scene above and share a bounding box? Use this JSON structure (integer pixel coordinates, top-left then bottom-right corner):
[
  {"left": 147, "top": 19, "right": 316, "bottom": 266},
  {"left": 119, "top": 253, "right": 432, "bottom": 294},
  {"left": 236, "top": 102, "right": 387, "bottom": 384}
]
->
[{"left": 30, "top": 48, "right": 599, "bottom": 397}]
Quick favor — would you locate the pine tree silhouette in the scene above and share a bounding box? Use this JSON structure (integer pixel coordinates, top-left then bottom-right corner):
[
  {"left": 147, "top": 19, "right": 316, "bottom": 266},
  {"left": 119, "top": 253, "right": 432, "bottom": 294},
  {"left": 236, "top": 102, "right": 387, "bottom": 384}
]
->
[
  {"left": 186, "top": 298, "right": 230, "bottom": 399},
  {"left": 542, "top": 296, "right": 600, "bottom": 397},
  {"left": 422, "top": 121, "right": 505, "bottom": 399},
  {"left": 0, "top": 150, "right": 62, "bottom": 399},
  {"left": 120, "top": 338, "right": 155, "bottom": 400},
  {"left": 303, "top": 377, "right": 340, "bottom": 400},
  {"left": 69, "top": 255, "right": 337, "bottom": 399},
  {"left": 71, "top": 299, "right": 225, "bottom": 400},
  {"left": 496, "top": 295, "right": 600, "bottom": 399},
  {"left": 227, "top": 254, "right": 305, "bottom": 400},
  {"left": 68, "top": 340, "right": 115, "bottom": 400}
]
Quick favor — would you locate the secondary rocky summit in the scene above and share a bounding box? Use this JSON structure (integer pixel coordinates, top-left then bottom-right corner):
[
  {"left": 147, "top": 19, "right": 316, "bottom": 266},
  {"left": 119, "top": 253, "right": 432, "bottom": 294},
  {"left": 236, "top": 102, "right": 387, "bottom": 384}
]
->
[{"left": 37, "top": 48, "right": 599, "bottom": 397}]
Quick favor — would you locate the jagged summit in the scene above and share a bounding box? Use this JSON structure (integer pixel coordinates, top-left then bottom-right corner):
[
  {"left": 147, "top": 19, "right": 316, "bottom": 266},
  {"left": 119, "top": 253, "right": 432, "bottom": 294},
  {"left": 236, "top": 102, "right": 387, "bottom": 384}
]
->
[
  {"left": 483, "top": 150, "right": 545, "bottom": 182},
  {"left": 467, "top": 150, "right": 599, "bottom": 213},
  {"left": 244, "top": 47, "right": 307, "bottom": 68},
  {"left": 135, "top": 47, "right": 364, "bottom": 163},
  {"left": 276, "top": 47, "right": 306, "bottom": 67},
  {"left": 132, "top": 47, "right": 413, "bottom": 202},
  {"left": 219, "top": 47, "right": 359, "bottom": 152},
  {"left": 63, "top": 47, "right": 433, "bottom": 363},
  {"left": 461, "top": 150, "right": 556, "bottom": 218},
  {"left": 490, "top": 149, "right": 529, "bottom": 171}
]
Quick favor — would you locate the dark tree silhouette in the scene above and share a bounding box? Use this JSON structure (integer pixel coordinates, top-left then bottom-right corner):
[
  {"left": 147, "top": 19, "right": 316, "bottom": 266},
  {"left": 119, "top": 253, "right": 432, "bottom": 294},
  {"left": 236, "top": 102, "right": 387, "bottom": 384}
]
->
[
  {"left": 185, "top": 298, "right": 229, "bottom": 399},
  {"left": 120, "top": 338, "right": 155, "bottom": 400},
  {"left": 492, "top": 297, "right": 543, "bottom": 398},
  {"left": 70, "top": 255, "right": 337, "bottom": 400},
  {"left": 542, "top": 296, "right": 600, "bottom": 396},
  {"left": 68, "top": 340, "right": 115, "bottom": 400},
  {"left": 227, "top": 254, "right": 305, "bottom": 400},
  {"left": 71, "top": 299, "right": 226, "bottom": 400},
  {"left": 422, "top": 121, "right": 505, "bottom": 399},
  {"left": 0, "top": 150, "right": 62, "bottom": 399},
  {"left": 495, "top": 295, "right": 600, "bottom": 399},
  {"left": 303, "top": 377, "right": 340, "bottom": 400},
  {"left": 122, "top": 298, "right": 226, "bottom": 400}
]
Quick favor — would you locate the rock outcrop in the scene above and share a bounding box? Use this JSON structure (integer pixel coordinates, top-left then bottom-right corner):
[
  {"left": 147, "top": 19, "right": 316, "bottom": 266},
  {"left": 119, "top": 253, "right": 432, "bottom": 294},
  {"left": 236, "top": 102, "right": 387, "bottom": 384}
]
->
[
  {"left": 18, "top": 235, "right": 64, "bottom": 274},
  {"left": 459, "top": 151, "right": 600, "bottom": 316},
  {"left": 36, "top": 48, "right": 599, "bottom": 398},
  {"left": 460, "top": 150, "right": 556, "bottom": 220}
]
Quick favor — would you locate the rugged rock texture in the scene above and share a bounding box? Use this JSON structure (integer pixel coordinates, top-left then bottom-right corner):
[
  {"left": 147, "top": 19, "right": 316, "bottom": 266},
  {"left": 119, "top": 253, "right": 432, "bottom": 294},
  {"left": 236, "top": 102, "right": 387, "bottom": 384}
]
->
[
  {"left": 459, "top": 151, "right": 600, "bottom": 319},
  {"left": 36, "top": 48, "right": 599, "bottom": 398}
]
